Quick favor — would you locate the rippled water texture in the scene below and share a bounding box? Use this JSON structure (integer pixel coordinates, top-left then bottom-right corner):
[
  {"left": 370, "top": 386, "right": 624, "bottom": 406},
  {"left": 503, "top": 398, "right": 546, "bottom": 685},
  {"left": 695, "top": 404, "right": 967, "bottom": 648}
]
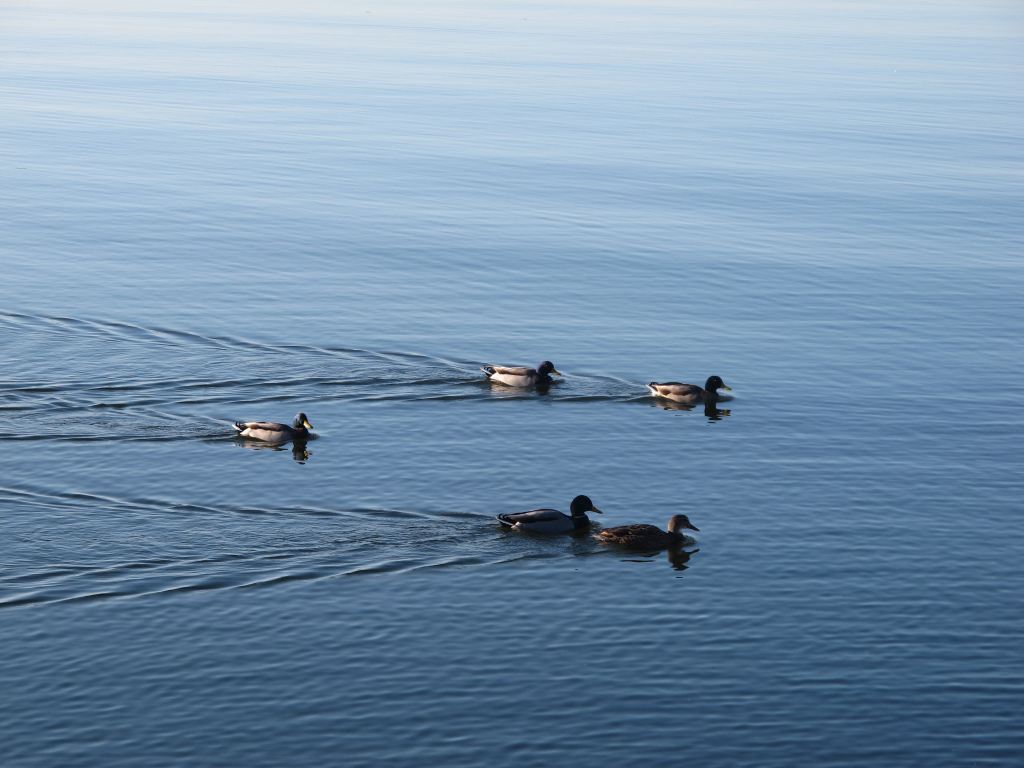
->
[{"left": 2, "top": 1, "right": 1023, "bottom": 766}]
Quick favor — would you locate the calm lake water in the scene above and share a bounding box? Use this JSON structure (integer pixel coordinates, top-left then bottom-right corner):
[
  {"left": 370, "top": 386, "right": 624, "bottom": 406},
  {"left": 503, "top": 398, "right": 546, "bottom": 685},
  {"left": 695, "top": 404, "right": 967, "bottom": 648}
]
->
[{"left": 2, "top": 1, "right": 1023, "bottom": 765}]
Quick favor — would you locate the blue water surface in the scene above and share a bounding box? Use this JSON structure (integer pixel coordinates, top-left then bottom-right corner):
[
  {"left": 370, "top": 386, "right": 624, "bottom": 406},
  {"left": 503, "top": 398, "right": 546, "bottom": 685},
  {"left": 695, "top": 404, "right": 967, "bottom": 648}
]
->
[{"left": 1, "top": 1, "right": 1022, "bottom": 766}]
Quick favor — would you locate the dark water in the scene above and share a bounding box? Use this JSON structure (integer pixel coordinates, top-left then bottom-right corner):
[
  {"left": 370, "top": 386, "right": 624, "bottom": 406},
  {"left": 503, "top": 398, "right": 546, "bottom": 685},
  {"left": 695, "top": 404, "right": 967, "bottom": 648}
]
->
[{"left": 2, "top": 1, "right": 1023, "bottom": 765}]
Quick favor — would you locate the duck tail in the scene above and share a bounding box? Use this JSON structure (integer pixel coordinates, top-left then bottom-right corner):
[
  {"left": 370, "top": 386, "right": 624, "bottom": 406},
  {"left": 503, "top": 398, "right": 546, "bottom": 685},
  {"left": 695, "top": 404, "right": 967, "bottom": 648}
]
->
[
  {"left": 481, "top": 365, "right": 496, "bottom": 378},
  {"left": 232, "top": 422, "right": 247, "bottom": 432},
  {"left": 647, "top": 382, "right": 658, "bottom": 394},
  {"left": 495, "top": 513, "right": 515, "bottom": 527}
]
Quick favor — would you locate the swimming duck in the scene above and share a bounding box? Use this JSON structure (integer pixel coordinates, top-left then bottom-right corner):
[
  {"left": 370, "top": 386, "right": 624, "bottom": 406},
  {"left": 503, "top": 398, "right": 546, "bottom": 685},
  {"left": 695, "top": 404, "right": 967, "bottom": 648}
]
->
[
  {"left": 597, "top": 514, "right": 699, "bottom": 549},
  {"left": 647, "top": 375, "right": 731, "bottom": 404},
  {"left": 481, "top": 360, "right": 561, "bottom": 387},
  {"left": 496, "top": 494, "right": 602, "bottom": 533},
  {"left": 233, "top": 412, "right": 313, "bottom": 442}
]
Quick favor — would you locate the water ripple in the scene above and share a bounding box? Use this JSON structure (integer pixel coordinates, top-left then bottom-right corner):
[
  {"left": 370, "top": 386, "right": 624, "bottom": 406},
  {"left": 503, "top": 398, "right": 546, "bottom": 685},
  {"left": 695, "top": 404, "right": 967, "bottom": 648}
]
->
[{"left": 0, "top": 311, "right": 670, "bottom": 443}]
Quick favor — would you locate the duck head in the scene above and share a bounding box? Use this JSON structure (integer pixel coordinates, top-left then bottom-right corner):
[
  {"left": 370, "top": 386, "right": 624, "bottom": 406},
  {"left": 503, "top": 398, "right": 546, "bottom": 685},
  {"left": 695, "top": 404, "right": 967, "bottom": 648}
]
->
[
  {"left": 704, "top": 375, "right": 731, "bottom": 393},
  {"left": 538, "top": 360, "right": 562, "bottom": 377},
  {"left": 293, "top": 412, "right": 313, "bottom": 430},
  {"left": 569, "top": 494, "right": 602, "bottom": 518},
  {"left": 667, "top": 514, "right": 699, "bottom": 533}
]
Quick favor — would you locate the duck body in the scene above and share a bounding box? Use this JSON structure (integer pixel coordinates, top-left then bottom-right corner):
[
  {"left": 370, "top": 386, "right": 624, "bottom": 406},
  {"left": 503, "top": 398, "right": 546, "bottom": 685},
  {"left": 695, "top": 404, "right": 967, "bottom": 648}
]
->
[
  {"left": 233, "top": 412, "right": 313, "bottom": 442},
  {"left": 598, "top": 514, "right": 699, "bottom": 549},
  {"left": 482, "top": 360, "right": 561, "bottom": 388},
  {"left": 497, "top": 494, "right": 602, "bottom": 534},
  {"left": 647, "top": 375, "right": 731, "bottom": 404}
]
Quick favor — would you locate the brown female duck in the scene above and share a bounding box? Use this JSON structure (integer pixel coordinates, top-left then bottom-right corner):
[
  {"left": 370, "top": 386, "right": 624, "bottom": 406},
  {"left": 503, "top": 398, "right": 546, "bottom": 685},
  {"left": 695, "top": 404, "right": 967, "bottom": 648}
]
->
[{"left": 597, "top": 514, "right": 699, "bottom": 549}]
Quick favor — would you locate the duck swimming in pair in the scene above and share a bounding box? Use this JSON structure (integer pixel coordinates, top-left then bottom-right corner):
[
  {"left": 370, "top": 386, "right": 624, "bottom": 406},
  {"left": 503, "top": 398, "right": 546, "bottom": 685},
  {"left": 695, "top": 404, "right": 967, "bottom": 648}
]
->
[
  {"left": 233, "top": 412, "right": 313, "bottom": 442},
  {"left": 647, "top": 375, "right": 731, "bottom": 404},
  {"left": 496, "top": 494, "right": 602, "bottom": 534},
  {"left": 597, "top": 514, "right": 699, "bottom": 549},
  {"left": 481, "top": 360, "right": 561, "bottom": 388}
]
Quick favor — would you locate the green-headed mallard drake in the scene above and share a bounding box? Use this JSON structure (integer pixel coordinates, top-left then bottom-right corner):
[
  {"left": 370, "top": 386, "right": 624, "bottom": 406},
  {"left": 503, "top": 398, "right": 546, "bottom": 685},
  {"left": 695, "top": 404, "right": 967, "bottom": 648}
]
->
[
  {"left": 481, "top": 360, "right": 561, "bottom": 387},
  {"left": 647, "top": 375, "right": 731, "bottom": 404},
  {"left": 597, "top": 514, "right": 699, "bottom": 549},
  {"left": 233, "top": 412, "right": 313, "bottom": 442},
  {"left": 496, "top": 494, "right": 602, "bottom": 533}
]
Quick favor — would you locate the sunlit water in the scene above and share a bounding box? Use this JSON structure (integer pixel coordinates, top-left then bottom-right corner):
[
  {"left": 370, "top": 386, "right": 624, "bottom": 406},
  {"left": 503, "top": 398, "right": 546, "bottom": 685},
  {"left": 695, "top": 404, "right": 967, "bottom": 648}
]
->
[{"left": 2, "top": 1, "right": 1023, "bottom": 765}]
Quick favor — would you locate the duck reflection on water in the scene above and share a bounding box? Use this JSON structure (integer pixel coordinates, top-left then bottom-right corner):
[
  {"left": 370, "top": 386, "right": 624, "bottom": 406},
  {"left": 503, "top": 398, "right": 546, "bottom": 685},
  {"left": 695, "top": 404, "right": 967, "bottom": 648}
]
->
[
  {"left": 234, "top": 437, "right": 313, "bottom": 464},
  {"left": 665, "top": 545, "right": 698, "bottom": 571},
  {"left": 607, "top": 545, "right": 700, "bottom": 572},
  {"left": 704, "top": 401, "right": 731, "bottom": 421},
  {"left": 647, "top": 398, "right": 732, "bottom": 420}
]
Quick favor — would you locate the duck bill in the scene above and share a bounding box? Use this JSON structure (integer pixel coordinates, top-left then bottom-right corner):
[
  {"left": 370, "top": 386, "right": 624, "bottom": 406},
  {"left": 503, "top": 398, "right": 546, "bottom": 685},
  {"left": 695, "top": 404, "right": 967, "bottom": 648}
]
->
[
  {"left": 720, "top": 384, "right": 732, "bottom": 391},
  {"left": 551, "top": 369, "right": 563, "bottom": 376},
  {"left": 591, "top": 506, "right": 603, "bottom": 514},
  {"left": 686, "top": 521, "right": 700, "bottom": 531},
  {"left": 303, "top": 419, "right": 313, "bottom": 429}
]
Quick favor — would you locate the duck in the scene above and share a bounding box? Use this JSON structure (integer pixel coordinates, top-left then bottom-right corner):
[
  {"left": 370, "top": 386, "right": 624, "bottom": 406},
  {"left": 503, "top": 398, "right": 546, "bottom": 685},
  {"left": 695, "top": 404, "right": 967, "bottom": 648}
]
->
[
  {"left": 647, "top": 375, "right": 731, "bottom": 404},
  {"left": 496, "top": 494, "right": 602, "bottom": 534},
  {"left": 481, "top": 360, "right": 561, "bottom": 387},
  {"left": 597, "top": 514, "right": 699, "bottom": 549},
  {"left": 233, "top": 412, "right": 313, "bottom": 442}
]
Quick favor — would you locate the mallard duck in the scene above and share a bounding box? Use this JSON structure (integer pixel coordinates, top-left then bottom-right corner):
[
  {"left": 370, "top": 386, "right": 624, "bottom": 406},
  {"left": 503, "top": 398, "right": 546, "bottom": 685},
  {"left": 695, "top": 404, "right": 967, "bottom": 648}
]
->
[
  {"left": 496, "top": 494, "right": 602, "bottom": 533},
  {"left": 597, "top": 514, "right": 699, "bottom": 549},
  {"left": 233, "top": 412, "right": 313, "bottom": 442},
  {"left": 481, "top": 360, "right": 561, "bottom": 387},
  {"left": 647, "top": 375, "right": 731, "bottom": 404}
]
